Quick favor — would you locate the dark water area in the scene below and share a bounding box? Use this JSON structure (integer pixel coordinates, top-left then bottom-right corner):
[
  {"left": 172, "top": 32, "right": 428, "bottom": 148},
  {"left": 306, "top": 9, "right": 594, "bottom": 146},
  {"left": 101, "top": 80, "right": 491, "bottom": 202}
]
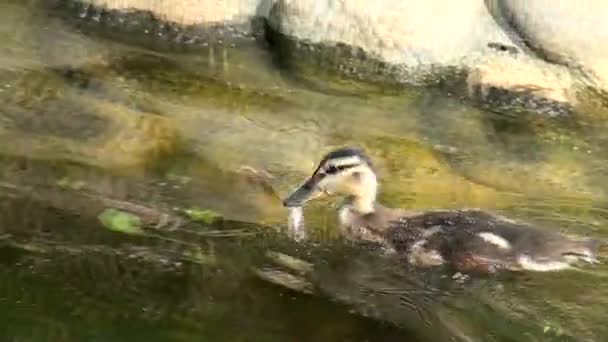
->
[
  {"left": 0, "top": 1, "right": 607, "bottom": 341},
  {"left": 0, "top": 199, "right": 413, "bottom": 342}
]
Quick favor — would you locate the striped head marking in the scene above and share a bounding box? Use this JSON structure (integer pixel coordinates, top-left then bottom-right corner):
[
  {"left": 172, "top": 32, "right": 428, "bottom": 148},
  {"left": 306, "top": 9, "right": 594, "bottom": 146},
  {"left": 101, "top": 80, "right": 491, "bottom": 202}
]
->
[{"left": 283, "top": 147, "right": 377, "bottom": 207}]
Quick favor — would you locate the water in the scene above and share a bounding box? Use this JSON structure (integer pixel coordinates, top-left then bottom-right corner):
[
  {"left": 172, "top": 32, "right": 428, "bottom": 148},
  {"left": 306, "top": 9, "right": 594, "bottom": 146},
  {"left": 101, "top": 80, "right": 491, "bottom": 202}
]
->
[{"left": 1, "top": 1, "right": 607, "bottom": 341}]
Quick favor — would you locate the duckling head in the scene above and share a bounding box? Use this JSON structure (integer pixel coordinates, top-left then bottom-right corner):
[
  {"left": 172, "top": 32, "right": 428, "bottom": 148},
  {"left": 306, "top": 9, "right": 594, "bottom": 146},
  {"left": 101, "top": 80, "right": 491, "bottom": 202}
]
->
[{"left": 283, "top": 147, "right": 378, "bottom": 214}]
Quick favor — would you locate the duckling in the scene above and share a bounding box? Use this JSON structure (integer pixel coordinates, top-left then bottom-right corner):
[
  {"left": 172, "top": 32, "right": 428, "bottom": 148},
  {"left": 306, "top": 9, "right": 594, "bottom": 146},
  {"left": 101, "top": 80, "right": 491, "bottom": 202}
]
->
[{"left": 283, "top": 147, "right": 601, "bottom": 274}]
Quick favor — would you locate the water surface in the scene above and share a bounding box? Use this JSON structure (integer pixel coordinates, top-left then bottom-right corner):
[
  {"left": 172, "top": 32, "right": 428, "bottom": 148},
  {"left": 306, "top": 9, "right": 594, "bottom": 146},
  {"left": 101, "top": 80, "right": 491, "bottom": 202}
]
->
[{"left": 0, "top": 1, "right": 607, "bottom": 341}]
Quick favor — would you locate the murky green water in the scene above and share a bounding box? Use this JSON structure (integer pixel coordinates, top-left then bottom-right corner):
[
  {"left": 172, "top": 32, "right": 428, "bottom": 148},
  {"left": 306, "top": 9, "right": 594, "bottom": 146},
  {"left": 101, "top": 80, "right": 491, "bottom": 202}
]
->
[{"left": 1, "top": 1, "right": 608, "bottom": 341}]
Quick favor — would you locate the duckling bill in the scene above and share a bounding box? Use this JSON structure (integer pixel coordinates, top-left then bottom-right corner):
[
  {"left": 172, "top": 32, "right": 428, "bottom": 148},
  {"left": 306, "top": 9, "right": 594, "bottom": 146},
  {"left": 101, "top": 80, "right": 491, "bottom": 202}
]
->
[{"left": 284, "top": 147, "right": 602, "bottom": 274}]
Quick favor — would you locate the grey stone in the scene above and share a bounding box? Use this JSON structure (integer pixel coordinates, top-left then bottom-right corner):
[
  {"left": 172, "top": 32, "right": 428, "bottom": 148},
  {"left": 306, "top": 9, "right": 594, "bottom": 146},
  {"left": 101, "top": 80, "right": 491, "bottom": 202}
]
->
[
  {"left": 267, "top": 0, "right": 584, "bottom": 115},
  {"left": 498, "top": 0, "right": 608, "bottom": 91}
]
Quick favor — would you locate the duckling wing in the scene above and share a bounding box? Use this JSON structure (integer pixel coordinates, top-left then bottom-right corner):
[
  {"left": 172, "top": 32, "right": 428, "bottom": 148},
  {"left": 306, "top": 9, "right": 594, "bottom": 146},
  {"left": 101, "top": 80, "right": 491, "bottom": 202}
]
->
[
  {"left": 386, "top": 209, "right": 601, "bottom": 272},
  {"left": 382, "top": 209, "right": 516, "bottom": 271},
  {"left": 476, "top": 210, "right": 601, "bottom": 264}
]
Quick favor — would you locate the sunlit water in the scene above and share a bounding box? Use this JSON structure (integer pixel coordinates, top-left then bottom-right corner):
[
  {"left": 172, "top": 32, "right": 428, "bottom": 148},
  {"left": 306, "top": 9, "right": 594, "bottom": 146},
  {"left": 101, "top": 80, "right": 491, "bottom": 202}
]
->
[{"left": 1, "top": 1, "right": 608, "bottom": 341}]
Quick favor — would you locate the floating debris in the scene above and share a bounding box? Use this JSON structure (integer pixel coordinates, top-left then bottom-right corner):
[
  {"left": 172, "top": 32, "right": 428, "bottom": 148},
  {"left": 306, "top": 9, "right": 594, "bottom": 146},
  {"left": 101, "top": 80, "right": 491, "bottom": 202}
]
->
[
  {"left": 56, "top": 177, "right": 87, "bottom": 190},
  {"left": 98, "top": 208, "right": 144, "bottom": 235},
  {"left": 166, "top": 173, "right": 192, "bottom": 185},
  {"left": 181, "top": 244, "right": 217, "bottom": 266},
  {"left": 181, "top": 207, "right": 223, "bottom": 224},
  {"left": 265, "top": 250, "right": 313, "bottom": 275},
  {"left": 543, "top": 322, "right": 564, "bottom": 336},
  {"left": 287, "top": 206, "right": 307, "bottom": 241},
  {"left": 253, "top": 267, "right": 313, "bottom": 294},
  {"left": 451, "top": 272, "right": 469, "bottom": 283}
]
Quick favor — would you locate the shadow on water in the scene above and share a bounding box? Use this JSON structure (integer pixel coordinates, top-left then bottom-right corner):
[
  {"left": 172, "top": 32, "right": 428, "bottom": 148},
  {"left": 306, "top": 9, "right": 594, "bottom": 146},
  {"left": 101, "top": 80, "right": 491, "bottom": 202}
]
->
[
  {"left": 0, "top": 171, "right": 429, "bottom": 341},
  {"left": 1, "top": 0, "right": 608, "bottom": 341}
]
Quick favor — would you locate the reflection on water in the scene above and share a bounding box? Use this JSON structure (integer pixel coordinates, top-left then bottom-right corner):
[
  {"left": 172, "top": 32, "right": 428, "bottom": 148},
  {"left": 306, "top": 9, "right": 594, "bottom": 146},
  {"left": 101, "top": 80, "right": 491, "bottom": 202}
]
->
[{"left": 0, "top": 0, "right": 607, "bottom": 341}]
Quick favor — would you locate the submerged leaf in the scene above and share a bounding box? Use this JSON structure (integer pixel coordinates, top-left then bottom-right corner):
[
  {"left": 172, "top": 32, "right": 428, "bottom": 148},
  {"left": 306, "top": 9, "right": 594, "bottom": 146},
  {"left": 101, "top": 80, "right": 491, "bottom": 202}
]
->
[
  {"left": 166, "top": 173, "right": 192, "bottom": 185},
  {"left": 182, "top": 207, "right": 222, "bottom": 224},
  {"left": 182, "top": 245, "right": 217, "bottom": 265},
  {"left": 56, "top": 177, "right": 87, "bottom": 190},
  {"left": 98, "top": 208, "right": 144, "bottom": 235}
]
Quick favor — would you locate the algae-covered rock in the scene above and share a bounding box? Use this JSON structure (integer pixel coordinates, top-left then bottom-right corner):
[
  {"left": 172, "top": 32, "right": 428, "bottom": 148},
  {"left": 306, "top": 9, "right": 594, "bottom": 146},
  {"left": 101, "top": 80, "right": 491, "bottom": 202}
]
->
[
  {"left": 466, "top": 54, "right": 577, "bottom": 117},
  {"left": 498, "top": 0, "right": 608, "bottom": 93},
  {"left": 0, "top": 69, "right": 180, "bottom": 172},
  {"left": 265, "top": 0, "right": 588, "bottom": 115},
  {"left": 268, "top": 0, "right": 511, "bottom": 73},
  {"left": 59, "top": 0, "right": 267, "bottom": 27},
  {"left": 45, "top": 0, "right": 608, "bottom": 116},
  {"left": 49, "top": 0, "right": 269, "bottom": 52}
]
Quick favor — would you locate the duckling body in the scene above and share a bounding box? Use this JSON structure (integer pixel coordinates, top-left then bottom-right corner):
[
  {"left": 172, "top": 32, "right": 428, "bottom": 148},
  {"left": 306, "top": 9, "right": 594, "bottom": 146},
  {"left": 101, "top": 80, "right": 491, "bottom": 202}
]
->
[
  {"left": 283, "top": 147, "right": 601, "bottom": 274},
  {"left": 338, "top": 203, "right": 599, "bottom": 273}
]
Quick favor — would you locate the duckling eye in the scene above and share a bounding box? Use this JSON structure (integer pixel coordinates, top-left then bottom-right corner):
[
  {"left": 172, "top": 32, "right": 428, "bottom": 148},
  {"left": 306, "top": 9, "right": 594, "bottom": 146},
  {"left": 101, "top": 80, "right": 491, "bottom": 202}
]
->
[{"left": 325, "top": 165, "right": 338, "bottom": 174}]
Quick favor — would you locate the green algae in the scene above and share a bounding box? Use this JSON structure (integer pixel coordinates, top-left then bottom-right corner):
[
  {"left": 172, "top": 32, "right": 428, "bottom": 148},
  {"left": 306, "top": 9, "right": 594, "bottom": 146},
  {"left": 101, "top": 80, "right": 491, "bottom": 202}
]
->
[
  {"left": 98, "top": 208, "right": 144, "bottom": 235},
  {"left": 181, "top": 207, "right": 223, "bottom": 225}
]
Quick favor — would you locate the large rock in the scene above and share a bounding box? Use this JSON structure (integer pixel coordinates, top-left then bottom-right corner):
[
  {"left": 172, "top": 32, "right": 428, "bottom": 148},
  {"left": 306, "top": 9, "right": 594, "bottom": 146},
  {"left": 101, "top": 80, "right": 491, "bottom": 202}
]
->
[
  {"left": 53, "top": 0, "right": 608, "bottom": 115},
  {"left": 266, "top": 0, "right": 585, "bottom": 115},
  {"left": 497, "top": 0, "right": 608, "bottom": 92},
  {"left": 466, "top": 53, "right": 576, "bottom": 116},
  {"left": 268, "top": 0, "right": 515, "bottom": 82},
  {"left": 76, "top": 0, "right": 268, "bottom": 25},
  {"left": 51, "top": 0, "right": 273, "bottom": 50},
  {"left": 287, "top": 1, "right": 508, "bottom": 63}
]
